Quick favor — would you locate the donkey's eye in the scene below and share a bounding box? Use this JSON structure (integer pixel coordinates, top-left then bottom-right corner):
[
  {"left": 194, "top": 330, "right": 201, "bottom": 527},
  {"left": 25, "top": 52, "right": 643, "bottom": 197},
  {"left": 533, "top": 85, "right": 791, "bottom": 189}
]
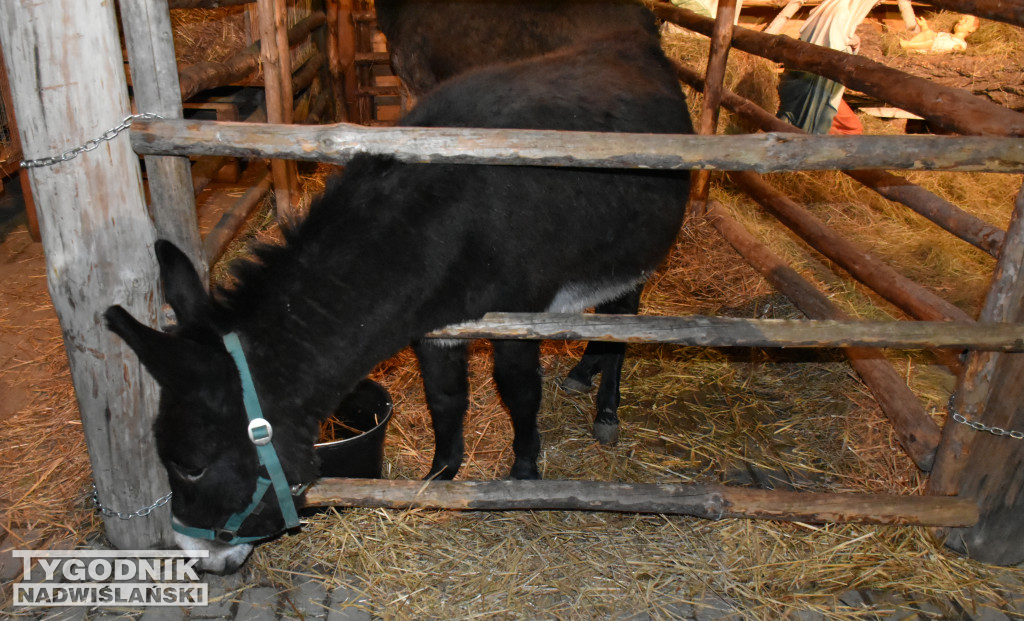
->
[{"left": 169, "top": 462, "right": 207, "bottom": 483}]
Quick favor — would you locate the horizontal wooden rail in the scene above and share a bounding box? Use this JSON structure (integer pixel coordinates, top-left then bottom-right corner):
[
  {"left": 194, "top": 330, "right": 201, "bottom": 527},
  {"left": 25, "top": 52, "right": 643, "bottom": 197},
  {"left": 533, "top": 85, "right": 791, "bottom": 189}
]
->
[
  {"left": 427, "top": 313, "right": 1024, "bottom": 351},
  {"left": 305, "top": 479, "right": 979, "bottom": 527},
  {"left": 648, "top": 2, "right": 1024, "bottom": 137},
  {"left": 130, "top": 118, "right": 1024, "bottom": 173}
]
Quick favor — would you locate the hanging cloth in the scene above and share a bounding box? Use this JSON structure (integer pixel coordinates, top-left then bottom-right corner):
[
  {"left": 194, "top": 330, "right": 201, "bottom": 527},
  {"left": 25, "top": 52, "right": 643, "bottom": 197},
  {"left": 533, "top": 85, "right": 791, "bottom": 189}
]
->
[{"left": 776, "top": 0, "right": 880, "bottom": 133}]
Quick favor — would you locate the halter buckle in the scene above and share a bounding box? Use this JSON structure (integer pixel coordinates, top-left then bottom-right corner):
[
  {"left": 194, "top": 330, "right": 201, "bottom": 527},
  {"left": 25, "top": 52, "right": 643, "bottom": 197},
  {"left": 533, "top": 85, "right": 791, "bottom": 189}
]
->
[
  {"left": 215, "top": 528, "right": 237, "bottom": 544},
  {"left": 247, "top": 418, "right": 273, "bottom": 446}
]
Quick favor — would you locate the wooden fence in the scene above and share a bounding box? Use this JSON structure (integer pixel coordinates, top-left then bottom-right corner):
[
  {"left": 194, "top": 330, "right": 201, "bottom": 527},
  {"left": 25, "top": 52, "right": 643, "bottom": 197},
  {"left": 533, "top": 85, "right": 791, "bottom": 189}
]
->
[{"left": 3, "top": 0, "right": 1024, "bottom": 563}]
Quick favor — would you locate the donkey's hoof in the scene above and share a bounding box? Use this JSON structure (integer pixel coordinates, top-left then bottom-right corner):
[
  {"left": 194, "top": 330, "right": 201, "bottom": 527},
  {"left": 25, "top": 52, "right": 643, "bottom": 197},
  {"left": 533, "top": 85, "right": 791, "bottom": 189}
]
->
[
  {"left": 560, "top": 376, "right": 592, "bottom": 394},
  {"left": 509, "top": 463, "right": 541, "bottom": 480},
  {"left": 593, "top": 422, "right": 620, "bottom": 445}
]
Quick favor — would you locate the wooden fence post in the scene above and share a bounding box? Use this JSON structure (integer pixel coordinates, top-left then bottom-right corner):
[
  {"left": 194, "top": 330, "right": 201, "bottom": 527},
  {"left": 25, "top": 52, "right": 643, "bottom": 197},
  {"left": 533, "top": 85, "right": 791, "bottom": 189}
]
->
[
  {"left": 258, "top": 0, "right": 300, "bottom": 221},
  {"left": 120, "top": 0, "right": 207, "bottom": 282},
  {"left": 929, "top": 181, "right": 1024, "bottom": 565},
  {"left": 688, "top": 0, "right": 736, "bottom": 216},
  {"left": 0, "top": 0, "right": 172, "bottom": 548}
]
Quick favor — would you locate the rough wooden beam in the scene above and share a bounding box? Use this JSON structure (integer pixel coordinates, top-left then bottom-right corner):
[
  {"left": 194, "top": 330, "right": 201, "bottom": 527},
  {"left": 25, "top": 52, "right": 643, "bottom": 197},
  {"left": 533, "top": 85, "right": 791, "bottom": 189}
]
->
[
  {"left": 0, "top": 0, "right": 170, "bottom": 549},
  {"left": 304, "top": 479, "right": 979, "bottom": 527},
  {"left": 120, "top": 0, "right": 206, "bottom": 283},
  {"left": 731, "top": 170, "right": 974, "bottom": 325},
  {"left": 648, "top": 1, "right": 1024, "bottom": 137},
  {"left": 673, "top": 61, "right": 1006, "bottom": 257},
  {"left": 707, "top": 203, "right": 942, "bottom": 470},
  {"left": 203, "top": 165, "right": 272, "bottom": 263},
  {"left": 427, "top": 313, "right": 1024, "bottom": 352},
  {"left": 690, "top": 0, "right": 737, "bottom": 215},
  {"left": 929, "top": 182, "right": 1024, "bottom": 565},
  {"left": 258, "top": 0, "right": 298, "bottom": 221},
  {"left": 920, "top": 0, "right": 1024, "bottom": 28},
  {"left": 130, "top": 119, "right": 1024, "bottom": 173}
]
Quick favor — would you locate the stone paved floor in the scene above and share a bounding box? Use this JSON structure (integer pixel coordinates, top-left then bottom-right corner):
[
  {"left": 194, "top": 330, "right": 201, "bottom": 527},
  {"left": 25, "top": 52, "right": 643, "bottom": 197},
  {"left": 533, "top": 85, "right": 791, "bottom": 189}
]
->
[{"left": 5, "top": 561, "right": 1024, "bottom": 620}]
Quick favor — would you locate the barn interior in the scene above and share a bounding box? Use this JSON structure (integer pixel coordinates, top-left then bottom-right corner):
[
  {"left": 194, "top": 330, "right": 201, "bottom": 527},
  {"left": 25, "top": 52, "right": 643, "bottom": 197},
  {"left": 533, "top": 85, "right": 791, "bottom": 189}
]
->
[{"left": 2, "top": 0, "right": 1024, "bottom": 618}]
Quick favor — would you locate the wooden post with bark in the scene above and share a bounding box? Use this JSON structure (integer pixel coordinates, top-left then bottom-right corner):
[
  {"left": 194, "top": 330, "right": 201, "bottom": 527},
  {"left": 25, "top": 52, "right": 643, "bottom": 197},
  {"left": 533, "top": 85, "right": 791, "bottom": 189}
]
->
[
  {"left": 129, "top": 118, "right": 1024, "bottom": 173},
  {"left": 332, "top": 0, "right": 359, "bottom": 122},
  {"left": 689, "top": 0, "right": 736, "bottom": 216},
  {"left": 258, "top": 0, "right": 300, "bottom": 221},
  {"left": 120, "top": 0, "right": 206, "bottom": 282},
  {"left": 929, "top": 182, "right": 1024, "bottom": 565},
  {"left": 0, "top": 0, "right": 171, "bottom": 549}
]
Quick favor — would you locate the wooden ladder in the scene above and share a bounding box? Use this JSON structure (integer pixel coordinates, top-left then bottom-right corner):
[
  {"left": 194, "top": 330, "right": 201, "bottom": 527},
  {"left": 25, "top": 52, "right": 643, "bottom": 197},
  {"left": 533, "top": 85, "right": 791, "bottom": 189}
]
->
[{"left": 352, "top": 3, "right": 404, "bottom": 125}]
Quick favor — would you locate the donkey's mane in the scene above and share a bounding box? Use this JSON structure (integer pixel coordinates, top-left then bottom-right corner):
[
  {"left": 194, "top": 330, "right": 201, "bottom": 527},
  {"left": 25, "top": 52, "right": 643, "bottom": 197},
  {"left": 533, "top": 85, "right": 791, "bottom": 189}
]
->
[{"left": 212, "top": 156, "right": 397, "bottom": 322}]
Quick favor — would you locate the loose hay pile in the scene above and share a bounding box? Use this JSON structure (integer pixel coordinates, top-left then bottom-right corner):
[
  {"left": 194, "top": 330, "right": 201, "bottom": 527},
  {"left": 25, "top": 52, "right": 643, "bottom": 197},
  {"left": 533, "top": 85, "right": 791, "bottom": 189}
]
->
[{"left": 4, "top": 10, "right": 1024, "bottom": 619}]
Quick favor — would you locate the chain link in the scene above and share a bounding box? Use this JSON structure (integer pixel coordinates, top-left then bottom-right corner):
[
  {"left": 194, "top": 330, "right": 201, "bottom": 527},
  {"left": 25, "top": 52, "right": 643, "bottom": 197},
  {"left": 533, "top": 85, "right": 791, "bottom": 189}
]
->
[
  {"left": 92, "top": 485, "right": 173, "bottom": 520},
  {"left": 21, "top": 112, "right": 164, "bottom": 169},
  {"left": 950, "top": 402, "right": 1024, "bottom": 440}
]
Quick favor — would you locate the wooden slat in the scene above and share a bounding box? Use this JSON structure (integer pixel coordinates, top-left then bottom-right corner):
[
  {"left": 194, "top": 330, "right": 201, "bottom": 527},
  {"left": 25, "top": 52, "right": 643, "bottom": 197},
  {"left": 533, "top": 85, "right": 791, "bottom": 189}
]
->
[
  {"left": 353, "top": 52, "right": 391, "bottom": 65},
  {"left": 130, "top": 119, "right": 1024, "bottom": 173},
  {"left": 305, "top": 479, "right": 979, "bottom": 527},
  {"left": 203, "top": 165, "right": 272, "bottom": 263},
  {"left": 357, "top": 84, "right": 402, "bottom": 97},
  {"left": 426, "top": 313, "right": 1024, "bottom": 351},
  {"left": 258, "top": 0, "right": 298, "bottom": 221}
]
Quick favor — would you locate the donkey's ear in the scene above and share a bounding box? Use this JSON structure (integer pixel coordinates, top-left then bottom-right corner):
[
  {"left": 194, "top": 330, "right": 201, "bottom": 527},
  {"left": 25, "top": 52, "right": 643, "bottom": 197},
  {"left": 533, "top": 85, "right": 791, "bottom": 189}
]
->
[
  {"left": 104, "top": 305, "right": 212, "bottom": 389},
  {"left": 155, "top": 240, "right": 211, "bottom": 327}
]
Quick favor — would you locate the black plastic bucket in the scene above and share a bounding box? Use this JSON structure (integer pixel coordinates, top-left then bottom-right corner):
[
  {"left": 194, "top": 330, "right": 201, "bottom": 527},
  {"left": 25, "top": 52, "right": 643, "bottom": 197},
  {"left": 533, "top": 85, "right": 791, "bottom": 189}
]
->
[{"left": 314, "top": 379, "right": 393, "bottom": 479}]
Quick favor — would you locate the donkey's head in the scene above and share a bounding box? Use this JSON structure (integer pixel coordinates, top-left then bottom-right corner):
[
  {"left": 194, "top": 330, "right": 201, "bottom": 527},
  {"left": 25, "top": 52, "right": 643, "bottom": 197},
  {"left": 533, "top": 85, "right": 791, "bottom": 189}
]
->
[{"left": 105, "top": 241, "right": 317, "bottom": 573}]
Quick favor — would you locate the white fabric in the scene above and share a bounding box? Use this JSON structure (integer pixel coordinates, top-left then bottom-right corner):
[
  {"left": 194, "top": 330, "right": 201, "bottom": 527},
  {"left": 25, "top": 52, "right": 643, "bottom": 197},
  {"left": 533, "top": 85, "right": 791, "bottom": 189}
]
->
[
  {"left": 800, "top": 0, "right": 880, "bottom": 52},
  {"left": 798, "top": 0, "right": 880, "bottom": 109}
]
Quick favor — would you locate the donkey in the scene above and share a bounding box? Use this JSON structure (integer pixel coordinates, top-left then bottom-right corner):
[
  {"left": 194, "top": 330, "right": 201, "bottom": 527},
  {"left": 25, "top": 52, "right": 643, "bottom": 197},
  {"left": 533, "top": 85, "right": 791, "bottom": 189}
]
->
[
  {"left": 105, "top": 35, "right": 693, "bottom": 573},
  {"left": 375, "top": 0, "right": 660, "bottom": 97}
]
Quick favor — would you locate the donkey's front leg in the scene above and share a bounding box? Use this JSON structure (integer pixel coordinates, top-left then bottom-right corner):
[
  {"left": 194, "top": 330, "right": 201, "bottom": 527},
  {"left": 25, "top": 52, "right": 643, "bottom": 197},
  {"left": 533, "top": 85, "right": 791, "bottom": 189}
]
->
[
  {"left": 492, "top": 339, "right": 543, "bottom": 480},
  {"left": 414, "top": 340, "right": 469, "bottom": 480}
]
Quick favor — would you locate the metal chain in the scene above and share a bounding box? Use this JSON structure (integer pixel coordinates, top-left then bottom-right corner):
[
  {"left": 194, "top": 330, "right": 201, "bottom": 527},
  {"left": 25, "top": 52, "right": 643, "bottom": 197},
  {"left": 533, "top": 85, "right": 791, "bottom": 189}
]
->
[
  {"left": 949, "top": 400, "right": 1024, "bottom": 440},
  {"left": 92, "top": 485, "right": 173, "bottom": 520},
  {"left": 21, "top": 112, "right": 163, "bottom": 169}
]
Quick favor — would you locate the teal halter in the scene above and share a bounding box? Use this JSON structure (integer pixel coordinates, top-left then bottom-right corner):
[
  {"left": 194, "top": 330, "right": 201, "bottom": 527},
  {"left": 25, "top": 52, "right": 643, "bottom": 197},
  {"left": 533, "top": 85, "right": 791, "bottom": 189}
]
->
[{"left": 171, "top": 332, "right": 304, "bottom": 545}]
